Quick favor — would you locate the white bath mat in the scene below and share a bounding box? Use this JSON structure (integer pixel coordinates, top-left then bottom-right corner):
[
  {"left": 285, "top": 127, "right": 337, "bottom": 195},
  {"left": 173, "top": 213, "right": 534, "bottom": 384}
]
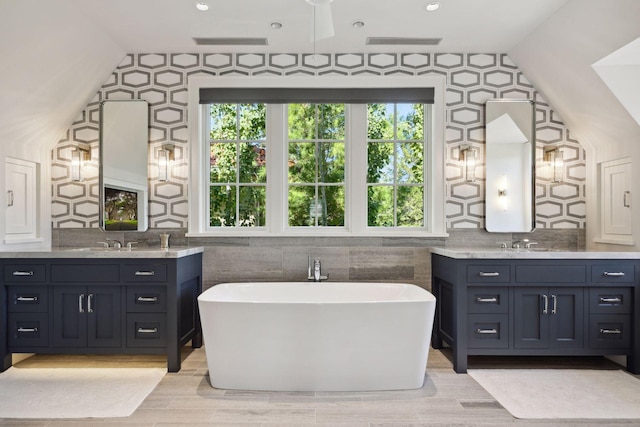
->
[
  {"left": 0, "top": 367, "right": 165, "bottom": 418},
  {"left": 468, "top": 369, "right": 640, "bottom": 419}
]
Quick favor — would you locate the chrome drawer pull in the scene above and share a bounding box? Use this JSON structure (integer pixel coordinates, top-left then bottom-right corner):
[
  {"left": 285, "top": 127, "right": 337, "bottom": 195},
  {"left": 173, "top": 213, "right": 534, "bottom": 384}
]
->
[
  {"left": 137, "top": 296, "right": 159, "bottom": 302},
  {"left": 13, "top": 271, "right": 34, "bottom": 276},
  {"left": 600, "top": 297, "right": 622, "bottom": 303},
  {"left": 17, "top": 327, "right": 38, "bottom": 333},
  {"left": 16, "top": 296, "right": 38, "bottom": 302},
  {"left": 79, "top": 294, "right": 85, "bottom": 313},
  {"left": 542, "top": 294, "right": 548, "bottom": 314},
  {"left": 600, "top": 328, "right": 622, "bottom": 335},
  {"left": 551, "top": 294, "right": 557, "bottom": 315},
  {"left": 137, "top": 327, "right": 158, "bottom": 334},
  {"left": 476, "top": 297, "right": 498, "bottom": 303},
  {"left": 134, "top": 271, "right": 155, "bottom": 276},
  {"left": 476, "top": 328, "right": 498, "bottom": 335},
  {"left": 603, "top": 272, "right": 625, "bottom": 277},
  {"left": 87, "top": 294, "right": 94, "bottom": 313},
  {"left": 478, "top": 272, "right": 500, "bottom": 277}
]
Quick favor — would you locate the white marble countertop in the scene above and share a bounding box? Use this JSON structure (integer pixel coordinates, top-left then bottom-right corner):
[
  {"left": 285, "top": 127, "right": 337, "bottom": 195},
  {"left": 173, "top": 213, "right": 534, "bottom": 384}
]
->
[
  {"left": 0, "top": 246, "right": 204, "bottom": 259},
  {"left": 431, "top": 247, "right": 640, "bottom": 259}
]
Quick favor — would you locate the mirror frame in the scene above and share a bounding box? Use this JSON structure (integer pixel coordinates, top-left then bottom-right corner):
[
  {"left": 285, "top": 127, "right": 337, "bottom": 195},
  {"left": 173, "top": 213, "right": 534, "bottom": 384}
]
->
[
  {"left": 99, "top": 100, "right": 149, "bottom": 232},
  {"left": 484, "top": 98, "right": 536, "bottom": 233}
]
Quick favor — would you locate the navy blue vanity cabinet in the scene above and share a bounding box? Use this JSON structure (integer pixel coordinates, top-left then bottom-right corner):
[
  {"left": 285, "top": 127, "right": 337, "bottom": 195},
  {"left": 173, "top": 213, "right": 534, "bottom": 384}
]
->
[
  {"left": 431, "top": 254, "right": 640, "bottom": 374},
  {"left": 0, "top": 252, "right": 202, "bottom": 373}
]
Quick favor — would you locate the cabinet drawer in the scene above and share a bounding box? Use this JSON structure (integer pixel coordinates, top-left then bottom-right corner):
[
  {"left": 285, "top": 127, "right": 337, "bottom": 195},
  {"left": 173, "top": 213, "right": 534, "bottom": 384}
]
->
[
  {"left": 589, "top": 315, "right": 631, "bottom": 350},
  {"left": 3, "top": 264, "right": 46, "bottom": 283},
  {"left": 589, "top": 288, "right": 632, "bottom": 314},
  {"left": 8, "top": 313, "right": 49, "bottom": 347},
  {"left": 7, "top": 286, "right": 48, "bottom": 313},
  {"left": 467, "top": 287, "right": 508, "bottom": 314},
  {"left": 591, "top": 265, "right": 634, "bottom": 284},
  {"left": 127, "top": 314, "right": 167, "bottom": 347},
  {"left": 515, "top": 265, "right": 586, "bottom": 283},
  {"left": 122, "top": 264, "right": 167, "bottom": 282},
  {"left": 466, "top": 265, "right": 510, "bottom": 283},
  {"left": 127, "top": 287, "right": 167, "bottom": 312},
  {"left": 50, "top": 264, "right": 119, "bottom": 282},
  {"left": 467, "top": 314, "right": 509, "bottom": 349}
]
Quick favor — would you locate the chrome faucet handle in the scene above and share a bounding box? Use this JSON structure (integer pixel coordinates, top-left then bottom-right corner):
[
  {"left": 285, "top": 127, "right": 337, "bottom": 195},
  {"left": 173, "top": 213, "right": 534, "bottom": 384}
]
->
[
  {"left": 126, "top": 241, "right": 138, "bottom": 250},
  {"left": 525, "top": 241, "right": 538, "bottom": 249},
  {"left": 96, "top": 241, "right": 109, "bottom": 249},
  {"left": 498, "top": 242, "right": 508, "bottom": 249}
]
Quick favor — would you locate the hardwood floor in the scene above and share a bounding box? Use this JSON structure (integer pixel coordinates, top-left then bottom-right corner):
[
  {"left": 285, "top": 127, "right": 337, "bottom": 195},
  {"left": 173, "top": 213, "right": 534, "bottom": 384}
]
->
[{"left": 1, "top": 347, "right": 639, "bottom": 426}]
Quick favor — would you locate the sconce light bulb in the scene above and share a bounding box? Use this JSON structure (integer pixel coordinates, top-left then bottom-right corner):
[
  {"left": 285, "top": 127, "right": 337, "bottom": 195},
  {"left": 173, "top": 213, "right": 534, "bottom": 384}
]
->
[
  {"left": 71, "top": 149, "right": 83, "bottom": 181},
  {"left": 158, "top": 149, "right": 169, "bottom": 182}
]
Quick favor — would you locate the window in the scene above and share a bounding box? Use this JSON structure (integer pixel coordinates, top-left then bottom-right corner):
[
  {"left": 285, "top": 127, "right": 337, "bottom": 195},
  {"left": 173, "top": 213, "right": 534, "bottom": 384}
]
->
[
  {"left": 188, "top": 76, "right": 446, "bottom": 237},
  {"left": 209, "top": 104, "right": 266, "bottom": 228},
  {"left": 367, "top": 103, "right": 424, "bottom": 227},
  {"left": 288, "top": 104, "right": 345, "bottom": 227}
]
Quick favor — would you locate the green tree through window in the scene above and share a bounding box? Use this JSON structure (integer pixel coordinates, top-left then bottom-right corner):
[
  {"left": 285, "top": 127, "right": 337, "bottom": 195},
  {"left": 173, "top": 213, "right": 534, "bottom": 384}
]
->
[{"left": 209, "top": 104, "right": 266, "bottom": 227}]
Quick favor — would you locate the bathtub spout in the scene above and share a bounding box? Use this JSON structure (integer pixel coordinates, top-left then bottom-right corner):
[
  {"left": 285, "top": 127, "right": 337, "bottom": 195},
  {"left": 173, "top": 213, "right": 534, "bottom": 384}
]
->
[{"left": 307, "top": 256, "right": 328, "bottom": 282}]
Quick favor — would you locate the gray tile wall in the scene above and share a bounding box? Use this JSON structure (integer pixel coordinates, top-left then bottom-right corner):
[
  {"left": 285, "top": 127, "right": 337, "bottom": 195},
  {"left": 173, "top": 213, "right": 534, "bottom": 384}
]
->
[{"left": 53, "top": 228, "right": 584, "bottom": 290}]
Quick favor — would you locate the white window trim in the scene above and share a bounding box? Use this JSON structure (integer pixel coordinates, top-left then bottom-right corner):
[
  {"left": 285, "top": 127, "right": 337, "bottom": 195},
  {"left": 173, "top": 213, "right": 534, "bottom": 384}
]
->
[{"left": 187, "top": 75, "right": 447, "bottom": 237}]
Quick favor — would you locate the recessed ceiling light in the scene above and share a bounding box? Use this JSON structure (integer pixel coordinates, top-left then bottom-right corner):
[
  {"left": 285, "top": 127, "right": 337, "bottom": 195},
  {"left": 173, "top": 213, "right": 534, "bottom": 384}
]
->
[
  {"left": 270, "top": 21, "right": 283, "bottom": 30},
  {"left": 425, "top": 2, "right": 440, "bottom": 12},
  {"left": 195, "top": 2, "right": 209, "bottom": 11},
  {"left": 352, "top": 20, "right": 365, "bottom": 29}
]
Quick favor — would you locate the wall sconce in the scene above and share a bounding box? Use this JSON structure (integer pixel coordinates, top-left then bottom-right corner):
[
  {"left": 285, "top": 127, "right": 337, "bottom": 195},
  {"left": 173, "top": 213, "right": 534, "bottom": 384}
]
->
[
  {"left": 158, "top": 144, "right": 175, "bottom": 182},
  {"left": 71, "top": 143, "right": 91, "bottom": 181},
  {"left": 459, "top": 145, "right": 477, "bottom": 182},
  {"left": 544, "top": 146, "right": 564, "bottom": 183},
  {"left": 498, "top": 174, "right": 508, "bottom": 211}
]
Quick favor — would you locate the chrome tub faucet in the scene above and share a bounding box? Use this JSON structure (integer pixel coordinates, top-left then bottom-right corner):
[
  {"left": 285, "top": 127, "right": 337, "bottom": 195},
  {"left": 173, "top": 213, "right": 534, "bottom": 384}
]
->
[{"left": 307, "top": 256, "right": 328, "bottom": 282}]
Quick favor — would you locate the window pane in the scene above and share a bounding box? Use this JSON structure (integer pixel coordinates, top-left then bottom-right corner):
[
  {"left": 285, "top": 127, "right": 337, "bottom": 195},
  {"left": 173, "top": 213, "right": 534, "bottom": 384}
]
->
[
  {"left": 367, "top": 142, "right": 394, "bottom": 184},
  {"left": 397, "top": 186, "right": 424, "bottom": 227},
  {"left": 239, "top": 141, "right": 266, "bottom": 184},
  {"left": 288, "top": 185, "right": 315, "bottom": 226},
  {"left": 397, "top": 142, "right": 424, "bottom": 183},
  {"left": 318, "top": 104, "right": 345, "bottom": 140},
  {"left": 319, "top": 185, "right": 345, "bottom": 226},
  {"left": 288, "top": 142, "right": 316, "bottom": 183},
  {"left": 368, "top": 186, "right": 394, "bottom": 227},
  {"left": 318, "top": 142, "right": 345, "bottom": 184},
  {"left": 239, "top": 186, "right": 266, "bottom": 227},
  {"left": 367, "top": 103, "right": 394, "bottom": 140},
  {"left": 238, "top": 104, "right": 266, "bottom": 140},
  {"left": 210, "top": 104, "right": 237, "bottom": 140},
  {"left": 210, "top": 185, "right": 236, "bottom": 227},
  {"left": 397, "top": 103, "right": 424, "bottom": 140},
  {"left": 210, "top": 143, "right": 237, "bottom": 183},
  {"left": 288, "top": 103, "right": 315, "bottom": 140}
]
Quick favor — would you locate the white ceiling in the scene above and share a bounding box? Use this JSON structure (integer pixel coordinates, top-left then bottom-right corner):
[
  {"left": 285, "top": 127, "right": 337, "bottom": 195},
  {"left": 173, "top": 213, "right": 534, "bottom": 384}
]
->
[{"left": 69, "top": 0, "right": 569, "bottom": 54}]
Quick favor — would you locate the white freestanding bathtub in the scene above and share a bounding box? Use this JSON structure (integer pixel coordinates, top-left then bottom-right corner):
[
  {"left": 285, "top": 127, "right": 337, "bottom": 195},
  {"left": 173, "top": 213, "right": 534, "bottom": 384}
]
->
[{"left": 197, "top": 282, "right": 436, "bottom": 391}]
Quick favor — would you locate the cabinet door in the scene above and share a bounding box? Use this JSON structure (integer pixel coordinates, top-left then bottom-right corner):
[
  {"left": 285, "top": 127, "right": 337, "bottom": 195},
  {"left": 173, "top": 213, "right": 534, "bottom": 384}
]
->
[
  {"left": 5, "top": 158, "right": 37, "bottom": 238},
  {"left": 548, "top": 288, "right": 584, "bottom": 349},
  {"left": 601, "top": 159, "right": 632, "bottom": 236},
  {"left": 52, "top": 286, "right": 87, "bottom": 347},
  {"left": 53, "top": 286, "right": 122, "bottom": 348},
  {"left": 513, "top": 287, "right": 549, "bottom": 349},
  {"left": 87, "top": 286, "right": 122, "bottom": 347}
]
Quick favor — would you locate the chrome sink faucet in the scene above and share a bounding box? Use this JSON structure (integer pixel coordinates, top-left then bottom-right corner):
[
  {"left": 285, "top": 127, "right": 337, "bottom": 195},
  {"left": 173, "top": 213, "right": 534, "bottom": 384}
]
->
[
  {"left": 307, "top": 256, "right": 328, "bottom": 282},
  {"left": 105, "top": 238, "right": 122, "bottom": 249},
  {"left": 512, "top": 238, "right": 538, "bottom": 249}
]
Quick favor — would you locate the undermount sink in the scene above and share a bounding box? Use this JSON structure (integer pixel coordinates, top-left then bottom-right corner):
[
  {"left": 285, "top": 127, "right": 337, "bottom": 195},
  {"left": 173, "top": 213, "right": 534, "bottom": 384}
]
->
[{"left": 66, "top": 247, "right": 135, "bottom": 252}]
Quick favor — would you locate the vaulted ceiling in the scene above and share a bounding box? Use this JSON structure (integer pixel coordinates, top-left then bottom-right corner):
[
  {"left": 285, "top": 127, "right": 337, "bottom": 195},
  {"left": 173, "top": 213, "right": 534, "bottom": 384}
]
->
[{"left": 1, "top": 0, "right": 639, "bottom": 159}]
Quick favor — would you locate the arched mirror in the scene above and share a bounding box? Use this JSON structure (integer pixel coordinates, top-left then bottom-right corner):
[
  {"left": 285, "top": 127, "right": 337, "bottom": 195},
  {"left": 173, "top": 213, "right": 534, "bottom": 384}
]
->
[
  {"left": 99, "top": 100, "right": 149, "bottom": 231},
  {"left": 485, "top": 99, "right": 535, "bottom": 232}
]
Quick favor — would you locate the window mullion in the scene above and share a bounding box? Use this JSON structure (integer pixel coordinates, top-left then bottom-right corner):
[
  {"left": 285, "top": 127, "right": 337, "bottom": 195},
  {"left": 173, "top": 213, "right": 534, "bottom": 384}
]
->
[
  {"left": 267, "top": 104, "right": 286, "bottom": 233},
  {"left": 349, "top": 104, "right": 367, "bottom": 234}
]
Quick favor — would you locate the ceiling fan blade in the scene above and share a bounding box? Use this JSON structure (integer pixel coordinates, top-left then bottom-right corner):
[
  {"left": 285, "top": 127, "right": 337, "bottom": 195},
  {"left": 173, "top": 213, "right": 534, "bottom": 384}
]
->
[{"left": 308, "top": 0, "right": 334, "bottom": 41}]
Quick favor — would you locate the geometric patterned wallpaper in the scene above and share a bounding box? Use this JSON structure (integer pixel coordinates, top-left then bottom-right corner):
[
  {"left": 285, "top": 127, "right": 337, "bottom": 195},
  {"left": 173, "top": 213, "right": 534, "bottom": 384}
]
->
[{"left": 52, "top": 52, "right": 585, "bottom": 230}]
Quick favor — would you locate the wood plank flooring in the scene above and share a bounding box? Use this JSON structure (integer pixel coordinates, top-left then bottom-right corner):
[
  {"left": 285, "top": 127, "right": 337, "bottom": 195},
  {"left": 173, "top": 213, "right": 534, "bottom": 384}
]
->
[{"left": 1, "top": 347, "right": 640, "bottom": 426}]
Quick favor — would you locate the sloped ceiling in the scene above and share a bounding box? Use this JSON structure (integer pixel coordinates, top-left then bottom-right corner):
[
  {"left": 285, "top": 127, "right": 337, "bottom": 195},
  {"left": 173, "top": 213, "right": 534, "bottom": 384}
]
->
[
  {"left": 0, "top": 1, "right": 124, "bottom": 156},
  {"left": 508, "top": 0, "right": 640, "bottom": 154}
]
